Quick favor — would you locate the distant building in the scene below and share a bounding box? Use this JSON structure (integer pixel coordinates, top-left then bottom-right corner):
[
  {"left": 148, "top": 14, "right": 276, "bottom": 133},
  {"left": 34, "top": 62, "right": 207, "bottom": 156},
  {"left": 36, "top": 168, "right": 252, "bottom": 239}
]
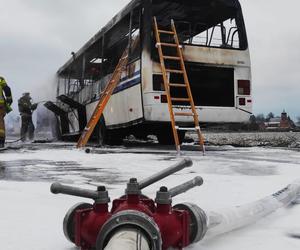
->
[{"left": 264, "top": 110, "right": 295, "bottom": 130}]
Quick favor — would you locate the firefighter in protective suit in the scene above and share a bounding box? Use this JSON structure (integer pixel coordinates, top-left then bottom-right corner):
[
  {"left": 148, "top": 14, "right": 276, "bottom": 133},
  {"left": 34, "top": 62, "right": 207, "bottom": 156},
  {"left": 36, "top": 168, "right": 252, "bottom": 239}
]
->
[
  {"left": 0, "top": 76, "right": 13, "bottom": 148},
  {"left": 18, "top": 93, "right": 37, "bottom": 141}
]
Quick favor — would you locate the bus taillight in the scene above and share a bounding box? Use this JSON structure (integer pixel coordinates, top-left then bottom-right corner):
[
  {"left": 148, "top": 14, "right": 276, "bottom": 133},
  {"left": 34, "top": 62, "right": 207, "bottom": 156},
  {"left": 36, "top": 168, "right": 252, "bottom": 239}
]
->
[
  {"left": 239, "top": 98, "right": 246, "bottom": 106},
  {"left": 238, "top": 80, "right": 250, "bottom": 95}
]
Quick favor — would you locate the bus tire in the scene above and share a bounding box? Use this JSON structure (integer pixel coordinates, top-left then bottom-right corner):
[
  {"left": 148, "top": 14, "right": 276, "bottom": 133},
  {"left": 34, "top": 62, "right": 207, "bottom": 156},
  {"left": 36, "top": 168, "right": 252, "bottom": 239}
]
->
[
  {"left": 106, "top": 130, "right": 124, "bottom": 146},
  {"left": 97, "top": 116, "right": 107, "bottom": 146}
]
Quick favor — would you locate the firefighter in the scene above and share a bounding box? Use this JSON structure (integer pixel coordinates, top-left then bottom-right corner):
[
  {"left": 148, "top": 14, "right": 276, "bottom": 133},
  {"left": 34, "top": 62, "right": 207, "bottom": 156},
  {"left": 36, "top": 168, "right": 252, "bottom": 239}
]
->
[
  {"left": 0, "top": 76, "right": 13, "bottom": 148},
  {"left": 18, "top": 92, "right": 37, "bottom": 141}
]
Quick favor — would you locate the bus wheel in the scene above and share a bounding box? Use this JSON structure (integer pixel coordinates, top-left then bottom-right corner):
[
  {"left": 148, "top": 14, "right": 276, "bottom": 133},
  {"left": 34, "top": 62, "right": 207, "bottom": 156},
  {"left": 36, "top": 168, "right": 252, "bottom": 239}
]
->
[
  {"left": 97, "top": 116, "right": 107, "bottom": 146},
  {"left": 106, "top": 131, "right": 124, "bottom": 146},
  {"left": 157, "top": 130, "right": 186, "bottom": 145}
]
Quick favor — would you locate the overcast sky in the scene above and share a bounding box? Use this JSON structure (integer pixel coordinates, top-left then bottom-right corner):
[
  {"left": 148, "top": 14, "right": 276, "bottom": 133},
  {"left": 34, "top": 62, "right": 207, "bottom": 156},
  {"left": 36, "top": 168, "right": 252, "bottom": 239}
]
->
[{"left": 0, "top": 0, "right": 299, "bottom": 120}]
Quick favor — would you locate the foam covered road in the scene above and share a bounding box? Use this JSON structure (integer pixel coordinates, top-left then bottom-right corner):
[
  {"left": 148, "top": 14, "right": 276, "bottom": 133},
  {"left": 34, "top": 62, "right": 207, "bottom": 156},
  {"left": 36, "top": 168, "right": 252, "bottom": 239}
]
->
[{"left": 0, "top": 143, "right": 300, "bottom": 250}]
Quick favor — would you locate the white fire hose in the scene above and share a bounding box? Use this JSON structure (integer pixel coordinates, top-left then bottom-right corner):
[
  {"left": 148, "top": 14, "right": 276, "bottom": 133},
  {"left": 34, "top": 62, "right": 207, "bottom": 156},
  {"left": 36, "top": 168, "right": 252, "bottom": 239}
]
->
[
  {"left": 104, "top": 180, "right": 300, "bottom": 250},
  {"left": 104, "top": 229, "right": 150, "bottom": 250},
  {"left": 204, "top": 179, "right": 300, "bottom": 239}
]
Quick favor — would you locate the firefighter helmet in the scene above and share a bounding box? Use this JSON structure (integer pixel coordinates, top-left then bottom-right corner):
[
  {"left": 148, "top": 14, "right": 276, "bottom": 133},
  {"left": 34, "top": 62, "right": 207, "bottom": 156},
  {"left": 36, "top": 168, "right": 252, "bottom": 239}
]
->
[{"left": 0, "top": 76, "right": 6, "bottom": 84}]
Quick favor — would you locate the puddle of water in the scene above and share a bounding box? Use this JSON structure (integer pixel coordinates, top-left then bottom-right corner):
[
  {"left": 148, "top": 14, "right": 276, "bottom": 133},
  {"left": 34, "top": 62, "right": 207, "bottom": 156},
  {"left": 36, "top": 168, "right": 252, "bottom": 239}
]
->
[
  {"left": 231, "top": 164, "right": 278, "bottom": 176},
  {"left": 0, "top": 159, "right": 122, "bottom": 185}
]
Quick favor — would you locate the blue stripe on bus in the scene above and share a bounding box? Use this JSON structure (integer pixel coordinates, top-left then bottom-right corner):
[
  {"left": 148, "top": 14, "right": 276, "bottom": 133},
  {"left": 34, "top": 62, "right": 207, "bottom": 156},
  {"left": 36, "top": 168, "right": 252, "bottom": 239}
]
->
[
  {"left": 113, "top": 70, "right": 141, "bottom": 94},
  {"left": 113, "top": 76, "right": 141, "bottom": 94}
]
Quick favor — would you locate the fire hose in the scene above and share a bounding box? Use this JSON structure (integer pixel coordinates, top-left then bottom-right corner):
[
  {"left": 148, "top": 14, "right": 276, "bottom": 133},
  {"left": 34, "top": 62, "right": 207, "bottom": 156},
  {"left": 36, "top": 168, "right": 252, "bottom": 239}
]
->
[{"left": 51, "top": 158, "right": 300, "bottom": 250}]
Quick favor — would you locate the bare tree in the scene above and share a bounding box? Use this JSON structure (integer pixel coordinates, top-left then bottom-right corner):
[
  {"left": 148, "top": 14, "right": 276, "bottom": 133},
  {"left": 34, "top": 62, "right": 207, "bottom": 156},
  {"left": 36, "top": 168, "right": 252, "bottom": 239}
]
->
[
  {"left": 256, "top": 114, "right": 265, "bottom": 123},
  {"left": 297, "top": 116, "right": 300, "bottom": 126},
  {"left": 266, "top": 112, "right": 274, "bottom": 122}
]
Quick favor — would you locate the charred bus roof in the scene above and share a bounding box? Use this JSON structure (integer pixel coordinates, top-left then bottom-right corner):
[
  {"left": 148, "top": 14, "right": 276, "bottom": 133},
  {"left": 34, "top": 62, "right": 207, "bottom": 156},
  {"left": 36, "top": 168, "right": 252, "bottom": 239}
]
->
[{"left": 57, "top": 0, "right": 245, "bottom": 77}]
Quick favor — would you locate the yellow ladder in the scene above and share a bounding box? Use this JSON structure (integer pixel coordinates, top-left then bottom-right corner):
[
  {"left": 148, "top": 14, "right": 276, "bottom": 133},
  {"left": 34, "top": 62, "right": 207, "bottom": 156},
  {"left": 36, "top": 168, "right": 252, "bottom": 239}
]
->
[
  {"left": 153, "top": 17, "right": 205, "bottom": 154},
  {"left": 76, "top": 47, "right": 130, "bottom": 148}
]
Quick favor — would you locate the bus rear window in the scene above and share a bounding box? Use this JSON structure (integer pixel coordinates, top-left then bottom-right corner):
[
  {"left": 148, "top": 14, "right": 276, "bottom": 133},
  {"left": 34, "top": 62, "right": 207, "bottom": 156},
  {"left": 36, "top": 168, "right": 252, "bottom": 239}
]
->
[
  {"left": 153, "top": 0, "right": 248, "bottom": 50},
  {"left": 177, "top": 18, "right": 241, "bottom": 49}
]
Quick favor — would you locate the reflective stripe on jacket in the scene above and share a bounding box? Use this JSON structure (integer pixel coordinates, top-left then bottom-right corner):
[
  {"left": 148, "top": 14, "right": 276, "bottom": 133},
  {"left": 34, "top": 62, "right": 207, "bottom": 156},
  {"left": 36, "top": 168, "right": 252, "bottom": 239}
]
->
[{"left": 0, "top": 78, "right": 12, "bottom": 107}]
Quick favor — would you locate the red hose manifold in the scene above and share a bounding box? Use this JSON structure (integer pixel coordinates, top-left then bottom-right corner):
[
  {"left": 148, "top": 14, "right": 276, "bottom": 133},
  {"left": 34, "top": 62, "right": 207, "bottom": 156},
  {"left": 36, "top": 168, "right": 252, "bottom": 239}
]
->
[{"left": 51, "top": 158, "right": 207, "bottom": 250}]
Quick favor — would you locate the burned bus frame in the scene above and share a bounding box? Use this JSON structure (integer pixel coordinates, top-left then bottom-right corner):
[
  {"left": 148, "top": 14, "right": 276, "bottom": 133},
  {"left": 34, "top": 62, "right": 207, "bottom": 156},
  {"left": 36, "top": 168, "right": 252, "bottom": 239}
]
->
[{"left": 49, "top": 0, "right": 252, "bottom": 144}]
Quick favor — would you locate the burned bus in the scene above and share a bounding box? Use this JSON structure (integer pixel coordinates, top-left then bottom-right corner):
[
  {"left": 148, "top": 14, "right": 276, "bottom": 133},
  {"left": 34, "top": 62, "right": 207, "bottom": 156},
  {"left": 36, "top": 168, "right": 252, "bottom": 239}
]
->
[{"left": 47, "top": 0, "right": 252, "bottom": 145}]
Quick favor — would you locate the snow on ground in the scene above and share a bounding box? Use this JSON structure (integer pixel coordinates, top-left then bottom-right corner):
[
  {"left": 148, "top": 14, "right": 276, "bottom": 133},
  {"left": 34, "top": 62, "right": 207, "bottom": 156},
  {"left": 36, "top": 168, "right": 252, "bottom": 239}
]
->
[
  {"left": 203, "top": 131, "right": 300, "bottom": 148},
  {"left": 1, "top": 145, "right": 300, "bottom": 250}
]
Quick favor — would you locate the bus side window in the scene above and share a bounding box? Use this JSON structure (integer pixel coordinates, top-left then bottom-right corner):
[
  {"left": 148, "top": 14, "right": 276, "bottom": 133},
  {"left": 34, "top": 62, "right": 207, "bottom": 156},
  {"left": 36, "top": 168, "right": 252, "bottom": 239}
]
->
[
  {"left": 128, "top": 7, "right": 141, "bottom": 63},
  {"left": 128, "top": 28, "right": 140, "bottom": 62},
  {"left": 127, "top": 63, "right": 136, "bottom": 79}
]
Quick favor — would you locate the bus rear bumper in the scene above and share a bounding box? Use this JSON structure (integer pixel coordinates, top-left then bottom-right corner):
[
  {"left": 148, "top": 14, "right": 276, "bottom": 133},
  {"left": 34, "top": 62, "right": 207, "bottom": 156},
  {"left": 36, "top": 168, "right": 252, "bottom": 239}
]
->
[{"left": 144, "top": 105, "right": 252, "bottom": 124}]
